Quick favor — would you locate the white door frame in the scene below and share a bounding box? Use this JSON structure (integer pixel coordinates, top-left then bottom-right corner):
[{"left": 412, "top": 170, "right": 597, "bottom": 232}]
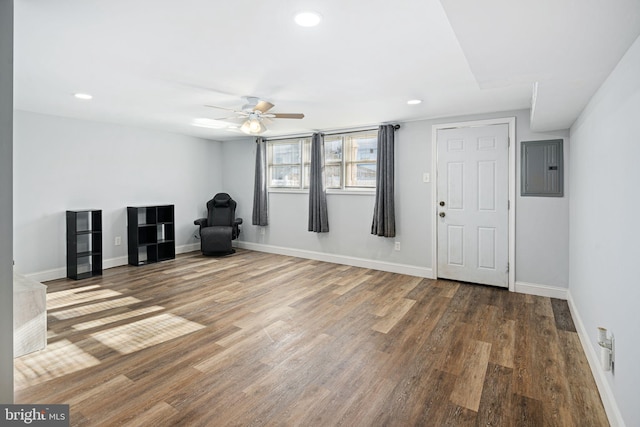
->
[{"left": 431, "top": 117, "right": 516, "bottom": 291}]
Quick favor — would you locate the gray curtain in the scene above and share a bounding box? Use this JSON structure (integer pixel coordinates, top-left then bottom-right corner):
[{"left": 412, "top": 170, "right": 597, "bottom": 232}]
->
[
  {"left": 371, "top": 124, "right": 395, "bottom": 237},
  {"left": 252, "top": 137, "right": 268, "bottom": 226},
  {"left": 308, "top": 133, "right": 329, "bottom": 232}
]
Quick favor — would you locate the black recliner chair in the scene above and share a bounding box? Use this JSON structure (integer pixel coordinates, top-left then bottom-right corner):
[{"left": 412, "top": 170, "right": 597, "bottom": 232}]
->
[{"left": 194, "top": 193, "right": 243, "bottom": 256}]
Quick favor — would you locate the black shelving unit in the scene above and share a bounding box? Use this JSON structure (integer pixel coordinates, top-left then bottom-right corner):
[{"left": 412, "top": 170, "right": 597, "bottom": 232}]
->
[
  {"left": 66, "top": 210, "right": 102, "bottom": 280},
  {"left": 127, "top": 205, "right": 175, "bottom": 266}
]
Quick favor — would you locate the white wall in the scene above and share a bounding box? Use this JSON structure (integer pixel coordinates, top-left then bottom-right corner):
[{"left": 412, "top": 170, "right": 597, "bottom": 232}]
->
[
  {"left": 0, "top": 0, "right": 14, "bottom": 404},
  {"left": 569, "top": 34, "right": 640, "bottom": 427},
  {"left": 13, "top": 111, "right": 224, "bottom": 278},
  {"left": 223, "top": 109, "right": 570, "bottom": 288}
]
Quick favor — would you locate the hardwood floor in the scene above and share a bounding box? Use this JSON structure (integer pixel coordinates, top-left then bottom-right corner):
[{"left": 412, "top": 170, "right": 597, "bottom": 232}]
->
[{"left": 15, "top": 250, "right": 608, "bottom": 426}]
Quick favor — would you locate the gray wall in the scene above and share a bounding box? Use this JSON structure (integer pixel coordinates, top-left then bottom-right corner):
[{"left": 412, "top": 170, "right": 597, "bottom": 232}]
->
[
  {"left": 13, "top": 108, "right": 570, "bottom": 290},
  {"left": 0, "top": 0, "right": 14, "bottom": 403},
  {"left": 569, "top": 34, "right": 640, "bottom": 427},
  {"left": 223, "top": 109, "right": 570, "bottom": 288},
  {"left": 13, "top": 111, "right": 224, "bottom": 277}
]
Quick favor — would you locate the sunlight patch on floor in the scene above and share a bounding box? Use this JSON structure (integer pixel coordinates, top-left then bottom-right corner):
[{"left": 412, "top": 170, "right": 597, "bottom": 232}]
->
[
  {"left": 48, "top": 287, "right": 123, "bottom": 310},
  {"left": 90, "top": 313, "right": 205, "bottom": 354},
  {"left": 73, "top": 306, "right": 164, "bottom": 330},
  {"left": 52, "top": 296, "right": 143, "bottom": 320},
  {"left": 14, "top": 339, "right": 101, "bottom": 389}
]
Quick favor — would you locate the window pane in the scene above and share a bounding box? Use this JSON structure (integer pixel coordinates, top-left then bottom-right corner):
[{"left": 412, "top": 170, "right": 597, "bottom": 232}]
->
[
  {"left": 325, "top": 165, "right": 342, "bottom": 188},
  {"left": 303, "top": 164, "right": 310, "bottom": 188},
  {"left": 352, "top": 136, "right": 377, "bottom": 161},
  {"left": 303, "top": 139, "right": 310, "bottom": 162},
  {"left": 324, "top": 137, "right": 343, "bottom": 162},
  {"left": 272, "top": 142, "right": 301, "bottom": 164},
  {"left": 346, "top": 163, "right": 376, "bottom": 187},
  {"left": 270, "top": 165, "right": 301, "bottom": 187}
]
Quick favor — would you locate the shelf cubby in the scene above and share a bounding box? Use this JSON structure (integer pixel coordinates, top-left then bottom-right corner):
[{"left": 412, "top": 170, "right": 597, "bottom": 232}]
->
[
  {"left": 66, "top": 210, "right": 102, "bottom": 280},
  {"left": 127, "top": 205, "right": 175, "bottom": 266}
]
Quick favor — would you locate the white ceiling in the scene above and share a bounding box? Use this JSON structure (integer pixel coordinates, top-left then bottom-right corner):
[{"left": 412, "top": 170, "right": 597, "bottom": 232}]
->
[{"left": 13, "top": 0, "right": 640, "bottom": 140}]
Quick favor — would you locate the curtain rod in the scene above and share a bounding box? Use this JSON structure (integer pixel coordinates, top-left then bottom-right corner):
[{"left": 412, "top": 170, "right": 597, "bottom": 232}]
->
[{"left": 261, "top": 124, "right": 400, "bottom": 142}]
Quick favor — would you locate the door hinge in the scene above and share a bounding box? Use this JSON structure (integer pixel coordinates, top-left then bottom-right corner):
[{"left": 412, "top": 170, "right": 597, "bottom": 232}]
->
[
  {"left": 508, "top": 200, "right": 510, "bottom": 210},
  {"left": 507, "top": 263, "right": 510, "bottom": 273}
]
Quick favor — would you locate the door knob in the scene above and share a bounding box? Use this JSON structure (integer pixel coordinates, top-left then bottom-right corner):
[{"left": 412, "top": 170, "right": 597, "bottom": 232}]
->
[
  {"left": 439, "top": 212, "right": 446, "bottom": 218},
  {"left": 439, "top": 201, "right": 445, "bottom": 206}
]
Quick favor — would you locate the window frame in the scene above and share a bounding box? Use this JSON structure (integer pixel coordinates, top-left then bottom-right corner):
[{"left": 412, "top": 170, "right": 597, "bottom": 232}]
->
[
  {"left": 323, "top": 135, "right": 344, "bottom": 190},
  {"left": 343, "top": 132, "right": 378, "bottom": 189},
  {"left": 267, "top": 130, "right": 378, "bottom": 192},
  {"left": 267, "top": 138, "right": 306, "bottom": 189}
]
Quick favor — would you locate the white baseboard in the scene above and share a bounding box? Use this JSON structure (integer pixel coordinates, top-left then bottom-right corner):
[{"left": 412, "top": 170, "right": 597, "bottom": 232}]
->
[
  {"left": 235, "top": 241, "right": 434, "bottom": 278},
  {"left": 514, "top": 280, "right": 568, "bottom": 299},
  {"left": 24, "top": 243, "right": 202, "bottom": 283},
  {"left": 24, "top": 267, "right": 68, "bottom": 283},
  {"left": 567, "top": 291, "right": 625, "bottom": 427},
  {"left": 178, "top": 243, "right": 200, "bottom": 254}
]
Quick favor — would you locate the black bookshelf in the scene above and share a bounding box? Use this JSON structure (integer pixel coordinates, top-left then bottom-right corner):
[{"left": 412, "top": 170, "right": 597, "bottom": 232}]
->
[
  {"left": 127, "top": 205, "right": 175, "bottom": 266},
  {"left": 66, "top": 210, "right": 102, "bottom": 280}
]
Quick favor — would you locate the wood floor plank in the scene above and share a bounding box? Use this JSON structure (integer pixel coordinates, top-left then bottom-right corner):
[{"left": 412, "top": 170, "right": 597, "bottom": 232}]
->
[
  {"left": 512, "top": 394, "right": 546, "bottom": 427},
  {"left": 449, "top": 339, "right": 492, "bottom": 412},
  {"left": 371, "top": 298, "right": 416, "bottom": 334},
  {"left": 557, "top": 330, "right": 610, "bottom": 426},
  {"left": 117, "top": 401, "right": 179, "bottom": 427},
  {"left": 551, "top": 298, "right": 577, "bottom": 332},
  {"left": 66, "top": 374, "right": 133, "bottom": 407},
  {"left": 14, "top": 250, "right": 608, "bottom": 426},
  {"left": 476, "top": 363, "right": 513, "bottom": 426},
  {"left": 409, "top": 369, "right": 459, "bottom": 427}
]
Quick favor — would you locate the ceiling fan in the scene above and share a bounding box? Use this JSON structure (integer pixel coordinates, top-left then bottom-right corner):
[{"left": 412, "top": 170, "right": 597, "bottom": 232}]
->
[{"left": 206, "top": 97, "right": 305, "bottom": 135}]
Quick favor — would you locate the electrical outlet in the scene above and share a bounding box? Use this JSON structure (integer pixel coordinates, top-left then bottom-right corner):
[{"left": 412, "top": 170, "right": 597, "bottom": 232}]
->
[
  {"left": 394, "top": 242, "right": 401, "bottom": 251},
  {"left": 115, "top": 236, "right": 121, "bottom": 246}
]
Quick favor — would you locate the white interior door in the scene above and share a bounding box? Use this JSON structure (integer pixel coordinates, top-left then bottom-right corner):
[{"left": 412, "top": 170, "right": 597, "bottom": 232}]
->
[{"left": 436, "top": 124, "right": 509, "bottom": 287}]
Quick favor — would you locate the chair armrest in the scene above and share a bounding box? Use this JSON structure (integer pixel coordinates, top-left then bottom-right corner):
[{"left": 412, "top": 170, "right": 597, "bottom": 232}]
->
[
  {"left": 194, "top": 218, "right": 208, "bottom": 227},
  {"left": 232, "top": 218, "right": 243, "bottom": 239}
]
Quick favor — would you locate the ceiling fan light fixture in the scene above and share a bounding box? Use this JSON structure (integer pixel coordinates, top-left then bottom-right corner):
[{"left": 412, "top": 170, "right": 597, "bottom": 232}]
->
[
  {"left": 241, "top": 118, "right": 266, "bottom": 135},
  {"left": 295, "top": 11, "right": 322, "bottom": 27}
]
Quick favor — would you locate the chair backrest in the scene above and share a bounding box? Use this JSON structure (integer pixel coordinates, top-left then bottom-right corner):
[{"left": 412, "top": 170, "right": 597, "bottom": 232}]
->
[{"left": 206, "top": 193, "right": 237, "bottom": 227}]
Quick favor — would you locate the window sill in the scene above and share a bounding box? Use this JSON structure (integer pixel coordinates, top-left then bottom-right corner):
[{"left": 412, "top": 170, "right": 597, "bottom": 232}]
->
[
  {"left": 268, "top": 188, "right": 307, "bottom": 194},
  {"left": 268, "top": 189, "right": 375, "bottom": 196},
  {"left": 327, "top": 189, "right": 375, "bottom": 196}
]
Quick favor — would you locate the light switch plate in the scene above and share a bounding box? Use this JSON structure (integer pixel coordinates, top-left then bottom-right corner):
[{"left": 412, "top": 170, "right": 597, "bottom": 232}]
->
[{"left": 423, "top": 173, "right": 430, "bottom": 183}]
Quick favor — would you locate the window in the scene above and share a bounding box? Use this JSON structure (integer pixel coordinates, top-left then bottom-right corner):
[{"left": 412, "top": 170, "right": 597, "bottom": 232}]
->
[
  {"left": 324, "top": 136, "right": 343, "bottom": 189},
  {"left": 267, "top": 130, "right": 378, "bottom": 191},
  {"left": 344, "top": 133, "right": 377, "bottom": 187},
  {"left": 268, "top": 139, "right": 304, "bottom": 188}
]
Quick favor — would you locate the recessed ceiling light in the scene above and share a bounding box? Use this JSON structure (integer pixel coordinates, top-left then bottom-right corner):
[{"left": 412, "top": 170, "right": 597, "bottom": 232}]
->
[
  {"left": 74, "top": 93, "right": 93, "bottom": 100},
  {"left": 295, "top": 11, "right": 322, "bottom": 27},
  {"left": 407, "top": 99, "right": 422, "bottom": 105}
]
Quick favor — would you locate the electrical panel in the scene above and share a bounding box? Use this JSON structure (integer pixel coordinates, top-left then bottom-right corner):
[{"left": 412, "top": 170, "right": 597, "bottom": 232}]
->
[{"left": 521, "top": 139, "right": 564, "bottom": 197}]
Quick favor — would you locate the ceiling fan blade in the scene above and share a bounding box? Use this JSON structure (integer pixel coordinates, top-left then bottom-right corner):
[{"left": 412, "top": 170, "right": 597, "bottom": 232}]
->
[
  {"left": 204, "top": 104, "right": 240, "bottom": 112},
  {"left": 271, "top": 113, "right": 305, "bottom": 119},
  {"left": 213, "top": 116, "right": 244, "bottom": 121},
  {"left": 254, "top": 100, "right": 275, "bottom": 113}
]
